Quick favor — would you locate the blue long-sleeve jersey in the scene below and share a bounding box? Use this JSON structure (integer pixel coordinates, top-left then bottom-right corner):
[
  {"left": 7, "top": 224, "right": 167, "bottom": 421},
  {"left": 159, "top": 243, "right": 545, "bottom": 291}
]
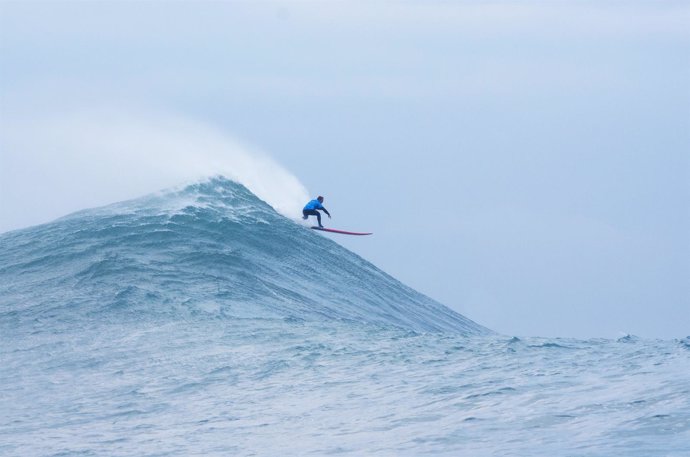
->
[{"left": 303, "top": 199, "right": 325, "bottom": 211}]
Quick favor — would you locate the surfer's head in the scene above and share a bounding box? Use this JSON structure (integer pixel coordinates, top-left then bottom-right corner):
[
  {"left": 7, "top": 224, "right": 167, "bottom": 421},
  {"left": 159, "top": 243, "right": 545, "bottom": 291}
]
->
[{"left": 317, "top": 196, "right": 324, "bottom": 202}]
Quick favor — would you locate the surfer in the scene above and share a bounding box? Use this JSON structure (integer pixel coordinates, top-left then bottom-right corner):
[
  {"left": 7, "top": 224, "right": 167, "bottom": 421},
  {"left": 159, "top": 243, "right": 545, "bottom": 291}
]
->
[{"left": 302, "top": 196, "right": 331, "bottom": 228}]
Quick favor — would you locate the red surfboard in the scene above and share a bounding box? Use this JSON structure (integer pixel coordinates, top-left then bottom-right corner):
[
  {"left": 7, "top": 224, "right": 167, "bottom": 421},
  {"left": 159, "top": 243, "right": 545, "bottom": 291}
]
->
[{"left": 311, "top": 226, "right": 373, "bottom": 236}]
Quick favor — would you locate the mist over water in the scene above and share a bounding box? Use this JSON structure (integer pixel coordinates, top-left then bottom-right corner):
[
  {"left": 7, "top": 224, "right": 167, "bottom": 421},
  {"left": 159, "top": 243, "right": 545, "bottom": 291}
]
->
[
  {"left": 0, "top": 110, "right": 309, "bottom": 233},
  {"left": 1, "top": 178, "right": 688, "bottom": 456}
]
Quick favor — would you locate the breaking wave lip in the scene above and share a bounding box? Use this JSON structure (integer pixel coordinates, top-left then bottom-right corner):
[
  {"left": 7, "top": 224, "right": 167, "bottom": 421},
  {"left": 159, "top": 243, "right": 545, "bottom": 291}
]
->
[
  {"left": 55, "top": 175, "right": 276, "bottom": 222},
  {"left": 0, "top": 176, "right": 490, "bottom": 335}
]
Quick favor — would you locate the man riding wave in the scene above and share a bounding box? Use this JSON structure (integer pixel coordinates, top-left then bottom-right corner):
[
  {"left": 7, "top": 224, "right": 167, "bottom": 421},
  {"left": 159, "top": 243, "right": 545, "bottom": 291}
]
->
[{"left": 302, "top": 196, "right": 331, "bottom": 228}]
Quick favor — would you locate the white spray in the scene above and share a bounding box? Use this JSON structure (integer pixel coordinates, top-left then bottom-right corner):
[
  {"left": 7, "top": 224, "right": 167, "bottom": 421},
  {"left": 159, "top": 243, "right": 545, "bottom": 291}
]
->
[{"left": 0, "top": 108, "right": 310, "bottom": 232}]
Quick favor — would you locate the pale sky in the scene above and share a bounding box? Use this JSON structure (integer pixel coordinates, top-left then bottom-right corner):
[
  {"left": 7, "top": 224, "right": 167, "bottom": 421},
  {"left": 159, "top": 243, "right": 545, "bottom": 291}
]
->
[{"left": 1, "top": 1, "right": 688, "bottom": 338}]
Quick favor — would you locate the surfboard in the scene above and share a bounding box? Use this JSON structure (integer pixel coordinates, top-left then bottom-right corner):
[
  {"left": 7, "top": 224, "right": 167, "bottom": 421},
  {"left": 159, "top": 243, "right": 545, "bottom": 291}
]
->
[{"left": 311, "top": 226, "right": 373, "bottom": 236}]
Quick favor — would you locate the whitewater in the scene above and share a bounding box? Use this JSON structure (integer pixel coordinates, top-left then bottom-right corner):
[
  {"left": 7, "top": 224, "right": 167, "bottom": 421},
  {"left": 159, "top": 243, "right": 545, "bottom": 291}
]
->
[{"left": 1, "top": 177, "right": 689, "bottom": 456}]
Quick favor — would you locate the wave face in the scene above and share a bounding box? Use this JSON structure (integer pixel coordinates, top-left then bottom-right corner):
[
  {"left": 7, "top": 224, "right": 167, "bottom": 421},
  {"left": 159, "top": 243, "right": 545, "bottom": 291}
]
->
[{"left": 0, "top": 176, "right": 487, "bottom": 334}]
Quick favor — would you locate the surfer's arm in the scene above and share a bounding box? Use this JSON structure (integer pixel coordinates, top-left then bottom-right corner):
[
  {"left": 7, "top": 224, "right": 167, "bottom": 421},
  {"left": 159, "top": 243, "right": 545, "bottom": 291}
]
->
[{"left": 322, "top": 208, "right": 331, "bottom": 217}]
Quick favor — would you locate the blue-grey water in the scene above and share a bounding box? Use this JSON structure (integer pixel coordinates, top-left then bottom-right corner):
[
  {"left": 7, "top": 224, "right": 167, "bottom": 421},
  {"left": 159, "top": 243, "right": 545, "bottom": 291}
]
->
[{"left": 1, "top": 178, "right": 688, "bottom": 456}]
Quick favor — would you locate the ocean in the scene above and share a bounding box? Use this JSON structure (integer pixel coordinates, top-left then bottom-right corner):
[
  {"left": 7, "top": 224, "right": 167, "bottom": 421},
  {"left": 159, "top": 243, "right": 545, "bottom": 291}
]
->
[{"left": 1, "top": 177, "right": 688, "bottom": 456}]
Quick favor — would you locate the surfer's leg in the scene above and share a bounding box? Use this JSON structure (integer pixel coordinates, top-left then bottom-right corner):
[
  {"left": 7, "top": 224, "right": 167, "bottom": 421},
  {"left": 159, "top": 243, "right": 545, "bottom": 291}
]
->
[{"left": 303, "top": 209, "right": 321, "bottom": 225}]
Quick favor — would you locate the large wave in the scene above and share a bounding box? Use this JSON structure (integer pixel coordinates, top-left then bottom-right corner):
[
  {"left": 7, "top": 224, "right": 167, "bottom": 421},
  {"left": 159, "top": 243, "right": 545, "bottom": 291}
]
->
[
  {"left": 4, "top": 179, "right": 689, "bottom": 457},
  {"left": 0, "top": 177, "right": 488, "bottom": 334}
]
